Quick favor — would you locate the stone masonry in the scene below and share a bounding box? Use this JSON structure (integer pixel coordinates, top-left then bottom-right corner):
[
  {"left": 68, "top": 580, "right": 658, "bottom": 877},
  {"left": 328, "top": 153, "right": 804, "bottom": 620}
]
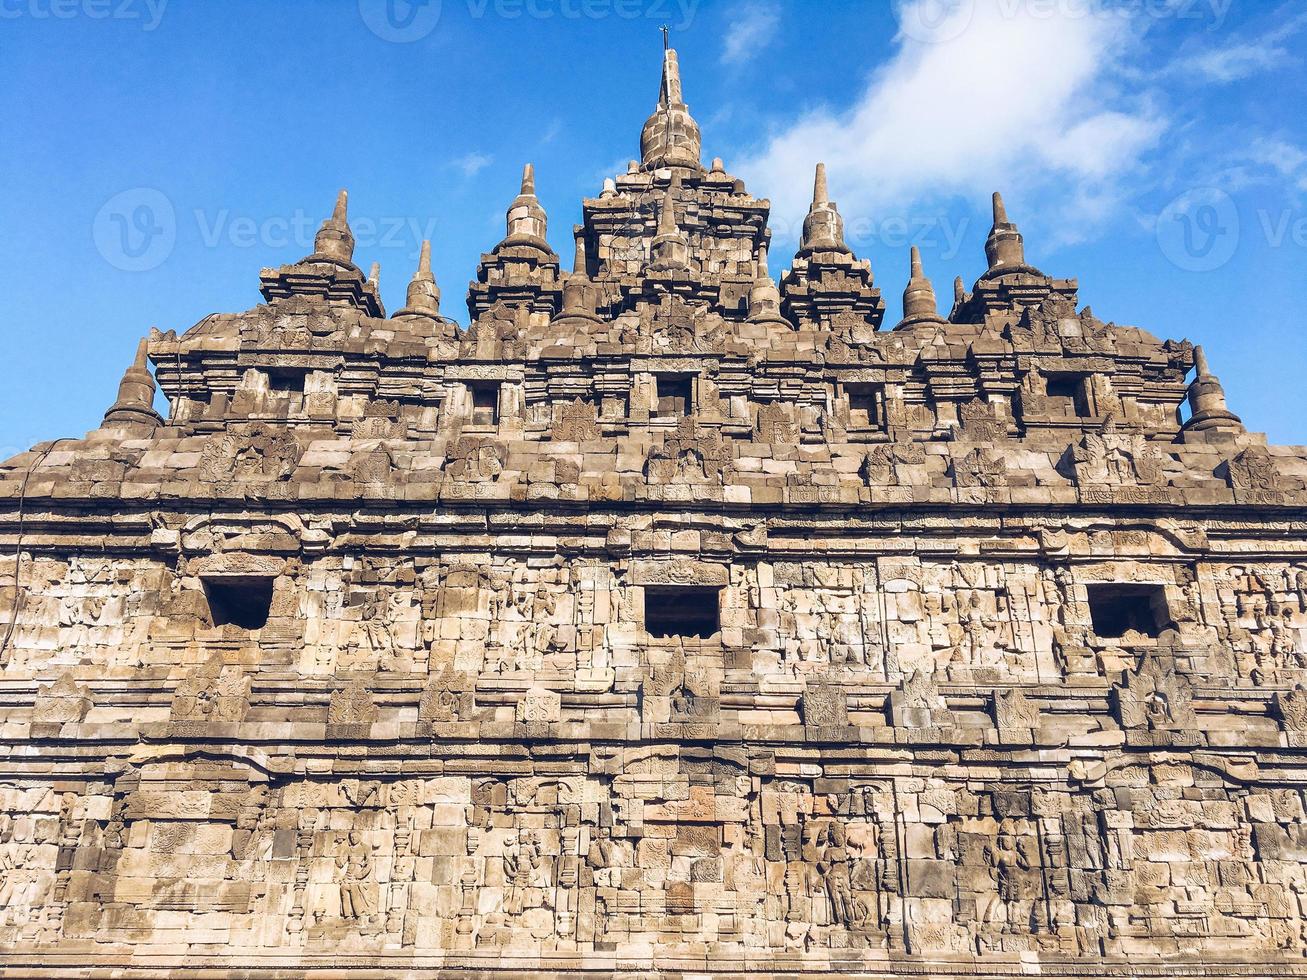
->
[{"left": 1, "top": 44, "right": 1307, "bottom": 979}]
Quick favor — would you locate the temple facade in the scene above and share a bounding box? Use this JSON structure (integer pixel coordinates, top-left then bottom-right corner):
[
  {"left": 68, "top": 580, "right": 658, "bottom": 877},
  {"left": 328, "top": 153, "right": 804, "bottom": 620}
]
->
[{"left": 3, "top": 45, "right": 1307, "bottom": 979}]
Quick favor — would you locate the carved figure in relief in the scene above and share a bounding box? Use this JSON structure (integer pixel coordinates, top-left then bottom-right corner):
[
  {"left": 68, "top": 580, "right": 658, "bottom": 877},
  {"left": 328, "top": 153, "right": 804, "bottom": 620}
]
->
[
  {"left": 503, "top": 830, "right": 545, "bottom": 916},
  {"left": 814, "top": 822, "right": 865, "bottom": 929},
  {"left": 336, "top": 830, "right": 376, "bottom": 921},
  {"left": 356, "top": 587, "right": 398, "bottom": 663},
  {"left": 981, "top": 820, "right": 1041, "bottom": 935},
  {"left": 1265, "top": 604, "right": 1304, "bottom": 671},
  {"left": 0, "top": 841, "right": 39, "bottom": 919}
]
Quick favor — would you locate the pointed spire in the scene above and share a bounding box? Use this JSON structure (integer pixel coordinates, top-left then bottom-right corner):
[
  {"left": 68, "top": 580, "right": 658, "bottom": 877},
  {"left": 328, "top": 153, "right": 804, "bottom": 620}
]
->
[
  {"left": 954, "top": 276, "right": 965, "bottom": 302},
  {"left": 748, "top": 240, "right": 787, "bottom": 326},
  {"left": 572, "top": 235, "right": 587, "bottom": 277},
  {"left": 896, "top": 246, "right": 945, "bottom": 330},
  {"left": 798, "top": 162, "right": 849, "bottom": 256},
  {"left": 640, "top": 42, "right": 702, "bottom": 171},
  {"left": 368, "top": 262, "right": 380, "bottom": 286},
  {"left": 102, "top": 337, "right": 162, "bottom": 430},
  {"left": 992, "top": 190, "right": 1008, "bottom": 225},
  {"left": 656, "top": 183, "right": 679, "bottom": 238},
  {"left": 501, "top": 163, "right": 549, "bottom": 248},
  {"left": 1182, "top": 344, "right": 1244, "bottom": 435},
  {"left": 396, "top": 239, "right": 441, "bottom": 319},
  {"left": 559, "top": 233, "right": 599, "bottom": 320},
  {"left": 983, "top": 190, "right": 1031, "bottom": 276},
  {"left": 312, "top": 188, "right": 356, "bottom": 265},
  {"left": 649, "top": 178, "right": 690, "bottom": 271},
  {"left": 660, "top": 46, "right": 684, "bottom": 105}
]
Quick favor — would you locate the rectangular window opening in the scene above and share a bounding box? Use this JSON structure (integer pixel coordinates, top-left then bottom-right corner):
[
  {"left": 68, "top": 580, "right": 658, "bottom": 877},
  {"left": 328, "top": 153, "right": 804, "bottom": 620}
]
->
[
  {"left": 203, "top": 576, "right": 274, "bottom": 631},
  {"left": 644, "top": 586, "right": 720, "bottom": 639},
  {"left": 1045, "top": 374, "right": 1090, "bottom": 418},
  {"left": 267, "top": 368, "right": 307, "bottom": 394},
  {"left": 1086, "top": 584, "right": 1169, "bottom": 639},
  {"left": 847, "top": 384, "right": 882, "bottom": 428},
  {"left": 655, "top": 375, "right": 693, "bottom": 417},
  {"left": 470, "top": 384, "right": 500, "bottom": 426}
]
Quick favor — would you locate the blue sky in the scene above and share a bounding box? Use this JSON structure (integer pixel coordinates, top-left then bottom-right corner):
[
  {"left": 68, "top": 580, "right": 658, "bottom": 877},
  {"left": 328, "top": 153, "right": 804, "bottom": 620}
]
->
[{"left": 2, "top": 0, "right": 1305, "bottom": 455}]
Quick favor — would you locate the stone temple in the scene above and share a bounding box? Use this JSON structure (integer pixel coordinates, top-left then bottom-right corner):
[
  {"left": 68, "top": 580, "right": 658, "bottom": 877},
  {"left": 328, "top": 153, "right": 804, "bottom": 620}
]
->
[{"left": 3, "top": 43, "right": 1307, "bottom": 980}]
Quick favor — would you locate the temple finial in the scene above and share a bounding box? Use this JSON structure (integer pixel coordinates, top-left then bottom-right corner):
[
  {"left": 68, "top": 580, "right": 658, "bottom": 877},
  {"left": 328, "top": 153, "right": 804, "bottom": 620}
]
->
[
  {"left": 501, "top": 165, "right": 549, "bottom": 248},
  {"left": 312, "top": 188, "right": 356, "bottom": 265},
  {"left": 660, "top": 23, "right": 669, "bottom": 50},
  {"left": 748, "top": 240, "right": 787, "bottom": 326},
  {"left": 102, "top": 337, "right": 162, "bottom": 430},
  {"left": 1182, "top": 344, "right": 1243, "bottom": 436},
  {"left": 954, "top": 276, "right": 965, "bottom": 302},
  {"left": 798, "top": 163, "right": 849, "bottom": 256},
  {"left": 813, "top": 162, "right": 829, "bottom": 207},
  {"left": 395, "top": 240, "right": 441, "bottom": 319},
  {"left": 896, "top": 246, "right": 945, "bottom": 330},
  {"left": 983, "top": 190, "right": 1028, "bottom": 275},
  {"left": 367, "top": 262, "right": 380, "bottom": 286},
  {"left": 650, "top": 178, "right": 689, "bottom": 271},
  {"left": 640, "top": 44, "right": 701, "bottom": 170},
  {"left": 573, "top": 234, "right": 587, "bottom": 276},
  {"left": 559, "top": 231, "right": 599, "bottom": 320},
  {"left": 656, "top": 183, "right": 679, "bottom": 237},
  {"left": 992, "top": 191, "right": 1008, "bottom": 226}
]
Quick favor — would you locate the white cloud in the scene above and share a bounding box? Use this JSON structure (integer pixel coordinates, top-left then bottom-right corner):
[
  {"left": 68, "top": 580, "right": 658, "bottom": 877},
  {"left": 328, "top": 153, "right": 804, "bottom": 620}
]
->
[
  {"left": 722, "top": 1, "right": 780, "bottom": 66},
  {"left": 1177, "top": 43, "right": 1286, "bottom": 83},
  {"left": 454, "top": 152, "right": 493, "bottom": 178},
  {"left": 1171, "top": 10, "right": 1307, "bottom": 84},
  {"left": 734, "top": 0, "right": 1163, "bottom": 247},
  {"left": 1243, "top": 137, "right": 1307, "bottom": 192}
]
